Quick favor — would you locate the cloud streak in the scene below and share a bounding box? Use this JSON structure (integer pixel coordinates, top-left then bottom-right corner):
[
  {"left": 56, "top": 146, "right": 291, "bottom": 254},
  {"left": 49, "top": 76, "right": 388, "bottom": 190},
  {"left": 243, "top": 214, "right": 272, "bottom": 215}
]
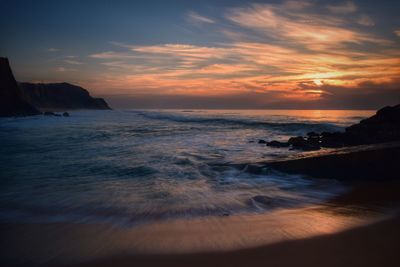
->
[
  {"left": 356, "top": 14, "right": 375, "bottom": 26},
  {"left": 187, "top": 11, "right": 215, "bottom": 25},
  {"left": 326, "top": 1, "right": 357, "bottom": 14},
  {"left": 85, "top": 1, "right": 399, "bottom": 108},
  {"left": 64, "top": 59, "right": 84, "bottom": 65},
  {"left": 226, "top": 3, "right": 386, "bottom": 52}
]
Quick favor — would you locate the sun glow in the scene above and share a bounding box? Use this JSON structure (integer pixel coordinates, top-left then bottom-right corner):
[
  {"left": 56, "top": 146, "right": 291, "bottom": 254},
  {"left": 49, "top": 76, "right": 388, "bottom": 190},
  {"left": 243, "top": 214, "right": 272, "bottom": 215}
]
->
[
  {"left": 313, "top": 79, "right": 323, "bottom": 86},
  {"left": 63, "top": 1, "right": 400, "bottom": 105}
]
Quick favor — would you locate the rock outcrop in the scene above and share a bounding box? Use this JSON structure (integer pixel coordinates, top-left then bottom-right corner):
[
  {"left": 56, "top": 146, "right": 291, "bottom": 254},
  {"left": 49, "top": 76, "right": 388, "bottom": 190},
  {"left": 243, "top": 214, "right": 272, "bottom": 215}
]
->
[
  {"left": 344, "top": 104, "right": 400, "bottom": 144},
  {"left": 19, "top": 82, "right": 111, "bottom": 111},
  {"left": 0, "top": 57, "right": 40, "bottom": 117},
  {"left": 1, "top": 57, "right": 111, "bottom": 117},
  {"left": 265, "top": 143, "right": 400, "bottom": 181},
  {"left": 265, "top": 104, "right": 400, "bottom": 151}
]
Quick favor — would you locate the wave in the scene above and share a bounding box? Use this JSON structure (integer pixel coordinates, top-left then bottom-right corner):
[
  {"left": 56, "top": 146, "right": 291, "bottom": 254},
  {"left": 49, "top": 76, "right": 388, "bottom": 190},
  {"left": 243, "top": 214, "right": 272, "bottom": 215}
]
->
[
  {"left": 131, "top": 111, "right": 342, "bottom": 132},
  {"left": 0, "top": 178, "right": 337, "bottom": 227}
]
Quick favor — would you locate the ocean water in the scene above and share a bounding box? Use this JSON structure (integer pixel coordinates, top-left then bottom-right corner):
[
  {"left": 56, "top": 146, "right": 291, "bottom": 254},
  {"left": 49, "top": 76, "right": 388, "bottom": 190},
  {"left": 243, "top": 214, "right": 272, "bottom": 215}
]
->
[{"left": 0, "top": 109, "right": 374, "bottom": 226}]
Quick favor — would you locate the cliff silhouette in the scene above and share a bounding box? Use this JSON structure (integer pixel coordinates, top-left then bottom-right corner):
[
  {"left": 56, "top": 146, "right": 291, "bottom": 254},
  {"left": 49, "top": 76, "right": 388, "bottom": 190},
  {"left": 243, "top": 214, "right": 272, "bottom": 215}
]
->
[
  {"left": 0, "top": 57, "right": 110, "bottom": 117},
  {"left": 0, "top": 57, "right": 40, "bottom": 117},
  {"left": 19, "top": 82, "right": 110, "bottom": 111}
]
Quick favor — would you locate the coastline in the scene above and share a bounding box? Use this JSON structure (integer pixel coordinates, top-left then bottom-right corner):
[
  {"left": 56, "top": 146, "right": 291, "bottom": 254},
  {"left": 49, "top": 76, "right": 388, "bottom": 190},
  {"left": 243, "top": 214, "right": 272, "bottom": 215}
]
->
[
  {"left": 2, "top": 180, "right": 400, "bottom": 267},
  {"left": 68, "top": 213, "right": 400, "bottom": 267},
  {"left": 3, "top": 143, "right": 400, "bottom": 267},
  {"left": 232, "top": 141, "right": 400, "bottom": 181},
  {"left": 1, "top": 107, "right": 399, "bottom": 267},
  {"left": 1, "top": 0, "right": 399, "bottom": 264},
  {"left": 265, "top": 143, "right": 400, "bottom": 181}
]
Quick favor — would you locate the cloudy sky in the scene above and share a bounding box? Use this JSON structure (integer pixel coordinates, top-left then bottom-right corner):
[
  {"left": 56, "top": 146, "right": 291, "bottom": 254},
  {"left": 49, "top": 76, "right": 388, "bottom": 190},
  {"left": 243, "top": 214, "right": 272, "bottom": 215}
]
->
[{"left": 1, "top": 0, "right": 400, "bottom": 109}]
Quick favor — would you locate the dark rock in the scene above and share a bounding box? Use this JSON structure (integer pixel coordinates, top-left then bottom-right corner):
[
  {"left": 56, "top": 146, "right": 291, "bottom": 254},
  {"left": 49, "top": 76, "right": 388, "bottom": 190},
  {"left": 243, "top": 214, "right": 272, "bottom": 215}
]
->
[
  {"left": 376, "top": 105, "right": 400, "bottom": 123},
  {"left": 266, "top": 140, "right": 290, "bottom": 148},
  {"left": 62, "top": 112, "right": 70, "bottom": 117},
  {"left": 0, "top": 57, "right": 40, "bottom": 117},
  {"left": 288, "top": 136, "right": 307, "bottom": 146},
  {"left": 320, "top": 132, "right": 346, "bottom": 148},
  {"left": 92, "top": 98, "right": 110, "bottom": 110},
  {"left": 267, "top": 104, "right": 400, "bottom": 152},
  {"left": 307, "top": 132, "right": 320, "bottom": 137},
  {"left": 344, "top": 104, "right": 400, "bottom": 145},
  {"left": 288, "top": 136, "right": 321, "bottom": 151},
  {"left": 321, "top": 132, "right": 333, "bottom": 138},
  {"left": 258, "top": 139, "right": 267, "bottom": 144},
  {"left": 306, "top": 132, "right": 321, "bottom": 145},
  {"left": 294, "top": 144, "right": 321, "bottom": 151},
  {"left": 19, "top": 82, "right": 111, "bottom": 111},
  {"left": 1, "top": 57, "right": 110, "bottom": 116},
  {"left": 307, "top": 136, "right": 320, "bottom": 145},
  {"left": 266, "top": 143, "right": 400, "bottom": 181}
]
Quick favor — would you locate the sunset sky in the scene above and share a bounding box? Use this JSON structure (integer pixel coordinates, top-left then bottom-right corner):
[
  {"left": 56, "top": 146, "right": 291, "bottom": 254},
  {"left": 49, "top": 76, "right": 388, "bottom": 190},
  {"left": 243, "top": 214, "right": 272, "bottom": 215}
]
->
[{"left": 1, "top": 0, "right": 400, "bottom": 109}]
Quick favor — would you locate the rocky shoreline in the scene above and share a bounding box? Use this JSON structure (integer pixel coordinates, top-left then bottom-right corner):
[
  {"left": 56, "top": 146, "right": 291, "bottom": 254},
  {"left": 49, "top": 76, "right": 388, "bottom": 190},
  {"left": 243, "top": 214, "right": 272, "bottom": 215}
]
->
[
  {"left": 265, "top": 142, "right": 400, "bottom": 181},
  {"left": 247, "top": 105, "right": 400, "bottom": 182},
  {"left": 225, "top": 141, "right": 400, "bottom": 182},
  {"left": 261, "top": 104, "right": 400, "bottom": 151}
]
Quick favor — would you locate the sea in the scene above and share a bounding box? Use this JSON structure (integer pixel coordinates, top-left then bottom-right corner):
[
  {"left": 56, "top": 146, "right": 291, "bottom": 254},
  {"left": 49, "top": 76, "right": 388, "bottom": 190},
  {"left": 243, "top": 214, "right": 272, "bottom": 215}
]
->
[{"left": 0, "top": 109, "right": 374, "bottom": 227}]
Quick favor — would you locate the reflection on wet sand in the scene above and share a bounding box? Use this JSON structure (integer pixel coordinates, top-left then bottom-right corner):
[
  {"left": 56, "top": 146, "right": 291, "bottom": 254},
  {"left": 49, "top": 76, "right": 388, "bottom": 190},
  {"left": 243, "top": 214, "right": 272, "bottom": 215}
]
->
[{"left": 0, "top": 203, "right": 384, "bottom": 267}]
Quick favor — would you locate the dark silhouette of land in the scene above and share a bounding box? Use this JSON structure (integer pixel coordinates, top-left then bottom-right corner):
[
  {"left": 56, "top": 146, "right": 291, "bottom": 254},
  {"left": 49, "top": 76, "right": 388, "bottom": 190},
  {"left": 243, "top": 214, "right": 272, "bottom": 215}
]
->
[
  {"left": 19, "top": 82, "right": 110, "bottom": 111},
  {"left": 266, "top": 104, "right": 400, "bottom": 150},
  {"left": 0, "top": 57, "right": 40, "bottom": 117},
  {"left": 0, "top": 57, "right": 110, "bottom": 117},
  {"left": 265, "top": 142, "right": 400, "bottom": 181}
]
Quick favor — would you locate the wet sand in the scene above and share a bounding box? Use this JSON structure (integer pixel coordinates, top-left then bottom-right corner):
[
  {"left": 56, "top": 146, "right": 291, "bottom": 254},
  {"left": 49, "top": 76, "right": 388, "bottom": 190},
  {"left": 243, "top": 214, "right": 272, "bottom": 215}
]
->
[
  {"left": 71, "top": 182, "right": 400, "bottom": 267},
  {"left": 2, "top": 180, "right": 399, "bottom": 267},
  {"left": 68, "top": 213, "right": 400, "bottom": 267}
]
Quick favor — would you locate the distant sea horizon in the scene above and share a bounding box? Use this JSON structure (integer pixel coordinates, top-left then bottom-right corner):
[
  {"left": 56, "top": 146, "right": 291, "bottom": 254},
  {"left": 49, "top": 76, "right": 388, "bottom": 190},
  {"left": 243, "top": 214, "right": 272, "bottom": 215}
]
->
[{"left": 95, "top": 106, "right": 380, "bottom": 111}]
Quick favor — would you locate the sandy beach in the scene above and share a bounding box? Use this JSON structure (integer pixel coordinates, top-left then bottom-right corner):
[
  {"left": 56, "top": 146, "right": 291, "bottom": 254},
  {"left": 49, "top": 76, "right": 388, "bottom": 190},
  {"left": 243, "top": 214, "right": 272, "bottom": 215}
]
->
[
  {"left": 2, "top": 180, "right": 400, "bottom": 267},
  {"left": 69, "top": 213, "right": 400, "bottom": 267}
]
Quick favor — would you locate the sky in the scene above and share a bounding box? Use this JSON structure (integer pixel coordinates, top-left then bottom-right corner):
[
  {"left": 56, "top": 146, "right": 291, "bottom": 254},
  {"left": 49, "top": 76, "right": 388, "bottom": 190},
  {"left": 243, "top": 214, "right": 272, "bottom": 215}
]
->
[{"left": 1, "top": 0, "right": 400, "bottom": 109}]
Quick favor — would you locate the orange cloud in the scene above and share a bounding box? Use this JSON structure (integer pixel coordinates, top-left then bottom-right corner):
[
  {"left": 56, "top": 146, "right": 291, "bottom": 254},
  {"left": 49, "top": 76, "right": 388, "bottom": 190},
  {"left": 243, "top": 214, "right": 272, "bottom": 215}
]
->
[
  {"left": 85, "top": 2, "right": 399, "bottom": 104},
  {"left": 226, "top": 3, "right": 387, "bottom": 51}
]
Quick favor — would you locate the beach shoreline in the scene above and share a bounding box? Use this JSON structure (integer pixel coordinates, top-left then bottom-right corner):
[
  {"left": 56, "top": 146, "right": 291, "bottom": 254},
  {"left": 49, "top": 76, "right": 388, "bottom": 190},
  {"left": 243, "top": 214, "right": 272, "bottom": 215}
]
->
[
  {"left": 1, "top": 107, "right": 399, "bottom": 267},
  {"left": 2, "top": 179, "right": 400, "bottom": 267},
  {"left": 67, "top": 212, "right": 400, "bottom": 267}
]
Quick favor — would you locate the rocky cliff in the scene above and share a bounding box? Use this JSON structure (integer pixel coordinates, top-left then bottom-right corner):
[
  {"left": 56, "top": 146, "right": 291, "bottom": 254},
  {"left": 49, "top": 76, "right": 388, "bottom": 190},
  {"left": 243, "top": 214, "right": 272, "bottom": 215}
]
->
[
  {"left": 19, "top": 82, "right": 111, "bottom": 111},
  {"left": 0, "top": 57, "right": 40, "bottom": 117},
  {"left": 264, "top": 104, "right": 400, "bottom": 150}
]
